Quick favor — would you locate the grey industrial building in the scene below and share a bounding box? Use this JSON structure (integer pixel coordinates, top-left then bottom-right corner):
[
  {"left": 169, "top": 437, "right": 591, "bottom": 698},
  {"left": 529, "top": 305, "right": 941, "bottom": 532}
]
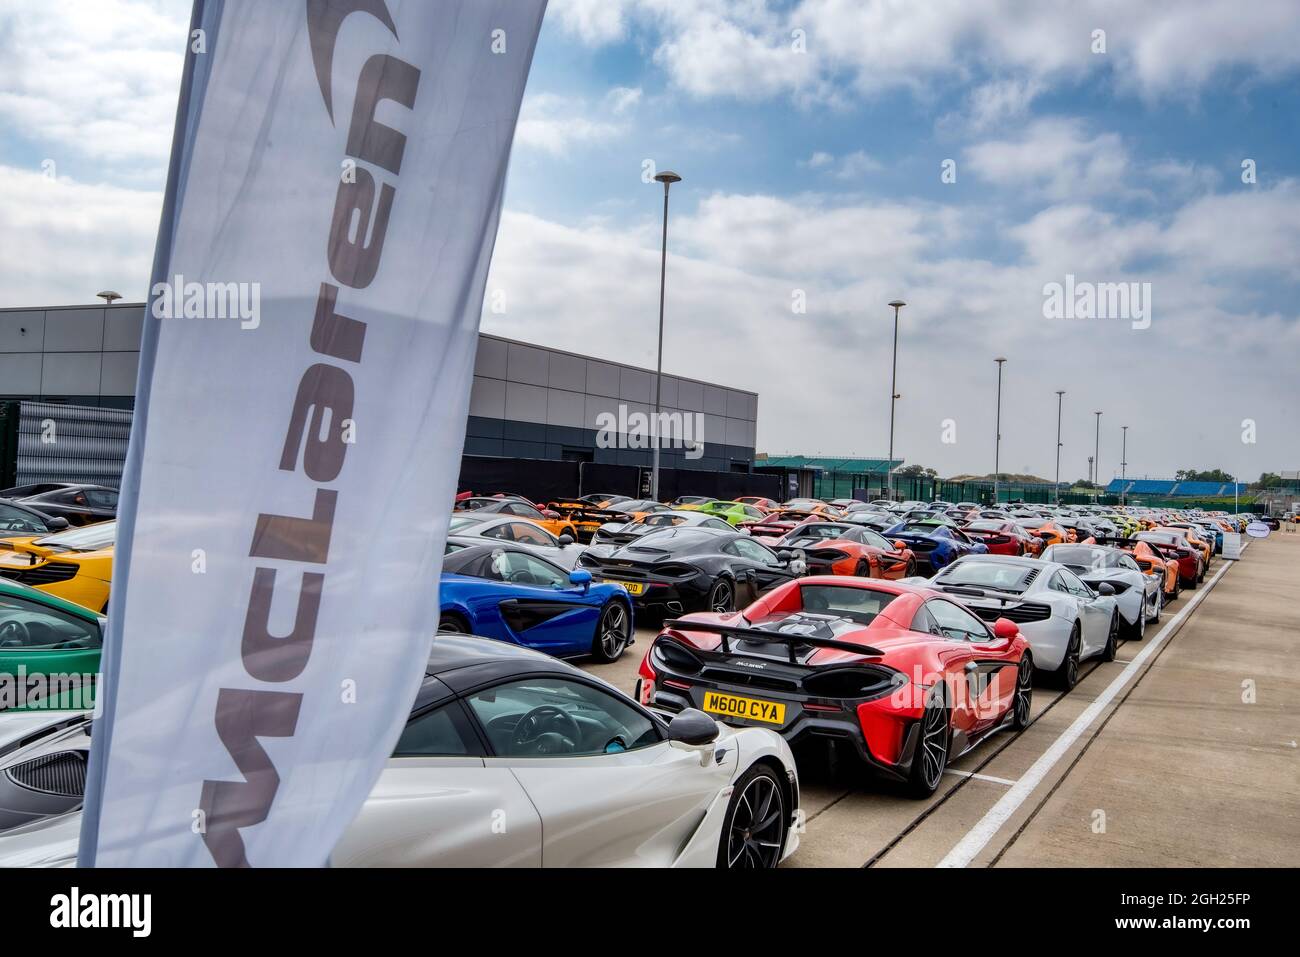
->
[{"left": 1, "top": 303, "right": 759, "bottom": 472}]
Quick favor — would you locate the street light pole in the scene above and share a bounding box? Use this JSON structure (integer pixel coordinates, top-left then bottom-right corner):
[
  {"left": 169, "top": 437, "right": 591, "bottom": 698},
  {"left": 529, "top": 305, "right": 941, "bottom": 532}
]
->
[
  {"left": 886, "top": 300, "right": 906, "bottom": 501},
  {"left": 650, "top": 170, "right": 681, "bottom": 501},
  {"left": 1055, "top": 390, "right": 1065, "bottom": 505},
  {"left": 1121, "top": 425, "right": 1128, "bottom": 506},
  {"left": 993, "top": 357, "right": 1006, "bottom": 505},
  {"left": 1093, "top": 411, "right": 1102, "bottom": 503}
]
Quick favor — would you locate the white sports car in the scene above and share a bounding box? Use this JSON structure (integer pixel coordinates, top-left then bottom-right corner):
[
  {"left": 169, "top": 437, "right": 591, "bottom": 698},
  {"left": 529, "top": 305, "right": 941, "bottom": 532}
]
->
[
  {"left": 447, "top": 513, "right": 586, "bottom": 569},
  {"left": 928, "top": 554, "right": 1121, "bottom": 688},
  {"left": 0, "top": 636, "right": 800, "bottom": 868},
  {"left": 1040, "top": 543, "right": 1163, "bottom": 639}
]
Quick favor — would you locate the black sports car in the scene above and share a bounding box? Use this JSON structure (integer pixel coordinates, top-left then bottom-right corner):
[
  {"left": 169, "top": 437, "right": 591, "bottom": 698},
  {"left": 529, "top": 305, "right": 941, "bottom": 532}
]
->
[
  {"left": 578, "top": 527, "right": 807, "bottom": 616},
  {"left": 0, "top": 483, "right": 117, "bottom": 527},
  {"left": 0, "top": 498, "right": 71, "bottom": 540},
  {"left": 587, "top": 509, "right": 733, "bottom": 553}
]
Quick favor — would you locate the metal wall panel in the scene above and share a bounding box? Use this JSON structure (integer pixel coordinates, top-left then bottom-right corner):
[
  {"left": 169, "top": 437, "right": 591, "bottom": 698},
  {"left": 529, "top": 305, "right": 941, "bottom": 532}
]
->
[{"left": 14, "top": 401, "right": 132, "bottom": 488}]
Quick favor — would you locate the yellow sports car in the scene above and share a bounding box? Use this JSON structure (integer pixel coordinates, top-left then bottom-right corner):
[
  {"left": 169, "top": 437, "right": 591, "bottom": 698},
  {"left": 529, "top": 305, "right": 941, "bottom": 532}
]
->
[{"left": 0, "top": 521, "right": 115, "bottom": 613}]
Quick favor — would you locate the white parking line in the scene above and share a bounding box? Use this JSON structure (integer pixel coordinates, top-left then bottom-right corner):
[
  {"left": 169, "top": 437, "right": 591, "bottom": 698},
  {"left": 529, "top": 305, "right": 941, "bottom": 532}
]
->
[
  {"left": 936, "top": 557, "right": 1234, "bottom": 868},
  {"left": 944, "top": 769, "right": 1018, "bottom": 787}
]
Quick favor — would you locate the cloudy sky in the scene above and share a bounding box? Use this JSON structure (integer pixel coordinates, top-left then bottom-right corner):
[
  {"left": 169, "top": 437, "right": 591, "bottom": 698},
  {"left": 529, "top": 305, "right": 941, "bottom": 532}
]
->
[{"left": 2, "top": 0, "right": 1298, "bottom": 483}]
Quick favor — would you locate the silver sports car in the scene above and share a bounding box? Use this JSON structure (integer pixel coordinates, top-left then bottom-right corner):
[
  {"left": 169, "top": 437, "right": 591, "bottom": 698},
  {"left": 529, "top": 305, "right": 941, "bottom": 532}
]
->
[
  {"left": 928, "top": 554, "right": 1121, "bottom": 688},
  {"left": 1040, "top": 543, "right": 1163, "bottom": 639},
  {"left": 0, "top": 636, "right": 801, "bottom": 868}
]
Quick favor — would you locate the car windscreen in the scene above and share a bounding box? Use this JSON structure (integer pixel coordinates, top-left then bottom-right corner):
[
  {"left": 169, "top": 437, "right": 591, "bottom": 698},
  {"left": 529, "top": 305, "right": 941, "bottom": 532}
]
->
[
  {"left": 799, "top": 584, "right": 897, "bottom": 624},
  {"left": 34, "top": 521, "right": 117, "bottom": 551},
  {"left": 783, "top": 524, "right": 852, "bottom": 541}
]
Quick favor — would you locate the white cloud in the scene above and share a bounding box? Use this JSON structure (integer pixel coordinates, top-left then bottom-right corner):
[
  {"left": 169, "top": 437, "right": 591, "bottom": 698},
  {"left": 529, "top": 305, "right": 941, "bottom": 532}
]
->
[
  {"left": 554, "top": 0, "right": 1300, "bottom": 105},
  {"left": 481, "top": 182, "right": 1300, "bottom": 477},
  {"left": 0, "top": 0, "right": 187, "bottom": 175},
  {"left": 604, "top": 85, "right": 643, "bottom": 114},
  {"left": 515, "top": 92, "right": 626, "bottom": 156},
  {"left": 0, "top": 165, "right": 161, "bottom": 305},
  {"left": 798, "top": 149, "right": 883, "bottom": 180},
  {"left": 965, "top": 118, "right": 1131, "bottom": 200}
]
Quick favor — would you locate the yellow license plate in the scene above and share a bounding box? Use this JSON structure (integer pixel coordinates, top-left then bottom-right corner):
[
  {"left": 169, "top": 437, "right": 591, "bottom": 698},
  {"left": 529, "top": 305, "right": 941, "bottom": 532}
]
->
[
  {"left": 603, "top": 579, "right": 645, "bottom": 595},
  {"left": 702, "top": 691, "right": 786, "bottom": 725}
]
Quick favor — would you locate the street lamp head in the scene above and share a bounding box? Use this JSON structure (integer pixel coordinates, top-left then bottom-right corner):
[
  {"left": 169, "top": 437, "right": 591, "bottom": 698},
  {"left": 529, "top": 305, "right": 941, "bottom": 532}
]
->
[
  {"left": 888, "top": 300, "right": 906, "bottom": 310},
  {"left": 96, "top": 290, "right": 122, "bottom": 305},
  {"left": 995, "top": 356, "right": 1007, "bottom": 364},
  {"left": 653, "top": 170, "right": 681, "bottom": 186}
]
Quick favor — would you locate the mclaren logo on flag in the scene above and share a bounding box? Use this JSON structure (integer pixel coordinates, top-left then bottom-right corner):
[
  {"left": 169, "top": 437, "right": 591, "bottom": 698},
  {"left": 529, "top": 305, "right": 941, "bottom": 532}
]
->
[{"left": 79, "top": 0, "right": 547, "bottom": 867}]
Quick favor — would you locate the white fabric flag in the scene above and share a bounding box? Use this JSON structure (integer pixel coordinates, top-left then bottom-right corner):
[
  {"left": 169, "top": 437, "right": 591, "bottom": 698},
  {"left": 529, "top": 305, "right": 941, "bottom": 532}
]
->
[{"left": 80, "top": 0, "right": 547, "bottom": 866}]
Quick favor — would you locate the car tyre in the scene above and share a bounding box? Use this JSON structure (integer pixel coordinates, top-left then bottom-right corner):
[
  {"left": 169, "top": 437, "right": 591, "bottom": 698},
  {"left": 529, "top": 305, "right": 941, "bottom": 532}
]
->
[
  {"left": 1102, "top": 613, "right": 1119, "bottom": 661},
  {"left": 907, "top": 690, "right": 949, "bottom": 798},
  {"left": 590, "top": 600, "right": 631, "bottom": 663},
  {"left": 707, "top": 577, "right": 735, "bottom": 613},
  {"left": 1146, "top": 587, "right": 1162, "bottom": 625},
  {"left": 438, "top": 612, "right": 470, "bottom": 634},
  {"left": 1054, "top": 623, "right": 1082, "bottom": 690},
  {"left": 1124, "top": 601, "right": 1145, "bottom": 640},
  {"left": 1011, "top": 655, "right": 1033, "bottom": 730},
  {"left": 717, "top": 763, "right": 787, "bottom": 869},
  {"left": 854, "top": 558, "right": 871, "bottom": 578}
]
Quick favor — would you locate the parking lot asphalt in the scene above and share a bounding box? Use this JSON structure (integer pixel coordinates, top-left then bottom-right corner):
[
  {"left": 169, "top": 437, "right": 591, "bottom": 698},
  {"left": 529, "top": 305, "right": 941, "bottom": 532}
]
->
[{"left": 579, "top": 530, "right": 1300, "bottom": 867}]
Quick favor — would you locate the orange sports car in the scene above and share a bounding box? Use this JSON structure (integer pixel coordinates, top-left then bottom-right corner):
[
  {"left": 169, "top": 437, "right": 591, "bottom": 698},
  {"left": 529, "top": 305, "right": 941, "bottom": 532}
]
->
[
  {"left": 774, "top": 520, "right": 917, "bottom": 579},
  {"left": 1016, "top": 517, "right": 1076, "bottom": 546},
  {"left": 1118, "top": 539, "right": 1181, "bottom": 603},
  {"left": 452, "top": 496, "right": 578, "bottom": 539}
]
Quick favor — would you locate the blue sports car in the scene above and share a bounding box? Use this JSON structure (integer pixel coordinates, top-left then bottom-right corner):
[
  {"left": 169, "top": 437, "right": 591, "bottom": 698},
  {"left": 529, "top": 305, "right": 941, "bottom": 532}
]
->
[
  {"left": 884, "top": 519, "right": 988, "bottom": 574},
  {"left": 438, "top": 537, "right": 634, "bottom": 662}
]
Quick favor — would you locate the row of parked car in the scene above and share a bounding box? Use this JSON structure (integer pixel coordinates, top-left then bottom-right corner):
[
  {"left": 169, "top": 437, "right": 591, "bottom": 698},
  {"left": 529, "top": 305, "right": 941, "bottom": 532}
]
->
[{"left": 0, "top": 484, "right": 1254, "bottom": 867}]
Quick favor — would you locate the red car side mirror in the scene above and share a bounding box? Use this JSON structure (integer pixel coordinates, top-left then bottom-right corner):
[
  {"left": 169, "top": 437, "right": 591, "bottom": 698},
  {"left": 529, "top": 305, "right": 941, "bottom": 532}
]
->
[{"left": 992, "top": 617, "right": 1018, "bottom": 640}]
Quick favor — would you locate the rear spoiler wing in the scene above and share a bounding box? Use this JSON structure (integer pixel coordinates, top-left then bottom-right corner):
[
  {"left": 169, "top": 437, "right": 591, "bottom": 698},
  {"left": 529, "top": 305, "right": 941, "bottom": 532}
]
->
[
  {"left": 546, "top": 502, "right": 628, "bottom": 522},
  {"left": 931, "top": 583, "right": 1029, "bottom": 607},
  {"left": 661, "top": 618, "right": 884, "bottom": 664}
]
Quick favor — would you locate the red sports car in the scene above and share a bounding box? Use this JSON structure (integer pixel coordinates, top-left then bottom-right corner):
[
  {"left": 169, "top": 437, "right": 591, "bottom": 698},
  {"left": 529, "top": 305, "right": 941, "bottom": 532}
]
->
[
  {"left": 775, "top": 520, "right": 916, "bottom": 579},
  {"left": 742, "top": 508, "right": 826, "bottom": 543},
  {"left": 636, "top": 576, "right": 1033, "bottom": 796},
  {"left": 961, "top": 519, "right": 1042, "bottom": 556}
]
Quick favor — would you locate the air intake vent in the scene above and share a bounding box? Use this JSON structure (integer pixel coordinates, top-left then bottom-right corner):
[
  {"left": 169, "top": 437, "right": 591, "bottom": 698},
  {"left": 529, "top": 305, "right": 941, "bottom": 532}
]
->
[
  {"left": 5, "top": 751, "right": 88, "bottom": 797},
  {"left": 0, "top": 562, "right": 80, "bottom": 586}
]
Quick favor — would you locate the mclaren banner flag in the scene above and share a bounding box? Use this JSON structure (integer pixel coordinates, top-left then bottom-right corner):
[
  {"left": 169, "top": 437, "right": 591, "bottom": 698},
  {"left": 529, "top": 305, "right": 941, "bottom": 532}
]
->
[{"left": 79, "top": 0, "right": 547, "bottom": 866}]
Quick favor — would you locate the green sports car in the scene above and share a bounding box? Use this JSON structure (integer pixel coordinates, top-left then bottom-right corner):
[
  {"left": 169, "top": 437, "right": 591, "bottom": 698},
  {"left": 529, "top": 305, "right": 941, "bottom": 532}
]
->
[
  {"left": 0, "top": 578, "right": 101, "bottom": 712},
  {"left": 685, "top": 500, "right": 768, "bottom": 526}
]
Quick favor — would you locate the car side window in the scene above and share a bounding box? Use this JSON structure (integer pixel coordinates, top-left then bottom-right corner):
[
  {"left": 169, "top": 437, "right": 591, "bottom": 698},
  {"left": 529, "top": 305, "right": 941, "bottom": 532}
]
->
[
  {"left": 1058, "top": 568, "right": 1094, "bottom": 597},
  {"left": 393, "top": 701, "right": 481, "bottom": 757},
  {"left": 479, "top": 523, "right": 514, "bottom": 540},
  {"left": 911, "top": 605, "right": 943, "bottom": 637},
  {"left": 85, "top": 490, "right": 117, "bottom": 508},
  {"left": 509, "top": 523, "right": 554, "bottom": 546},
  {"left": 0, "top": 504, "right": 44, "bottom": 533},
  {"left": 1048, "top": 571, "right": 1070, "bottom": 593},
  {"left": 466, "top": 678, "right": 661, "bottom": 758},
  {"left": 1119, "top": 555, "right": 1140, "bottom": 572},
  {"left": 485, "top": 550, "right": 567, "bottom": 588},
  {"left": 731, "top": 537, "right": 779, "bottom": 565},
  {"left": 926, "top": 600, "right": 990, "bottom": 641},
  {"left": 0, "top": 593, "right": 101, "bottom": 650}
]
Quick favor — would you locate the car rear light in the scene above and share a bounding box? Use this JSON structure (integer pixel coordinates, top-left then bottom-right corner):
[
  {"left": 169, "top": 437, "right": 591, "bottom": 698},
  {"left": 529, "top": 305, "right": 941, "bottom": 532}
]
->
[
  {"left": 807, "top": 548, "right": 848, "bottom": 562},
  {"left": 651, "top": 639, "right": 703, "bottom": 674},
  {"left": 662, "top": 679, "right": 692, "bottom": 691},
  {"left": 637, "top": 679, "right": 655, "bottom": 706}
]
